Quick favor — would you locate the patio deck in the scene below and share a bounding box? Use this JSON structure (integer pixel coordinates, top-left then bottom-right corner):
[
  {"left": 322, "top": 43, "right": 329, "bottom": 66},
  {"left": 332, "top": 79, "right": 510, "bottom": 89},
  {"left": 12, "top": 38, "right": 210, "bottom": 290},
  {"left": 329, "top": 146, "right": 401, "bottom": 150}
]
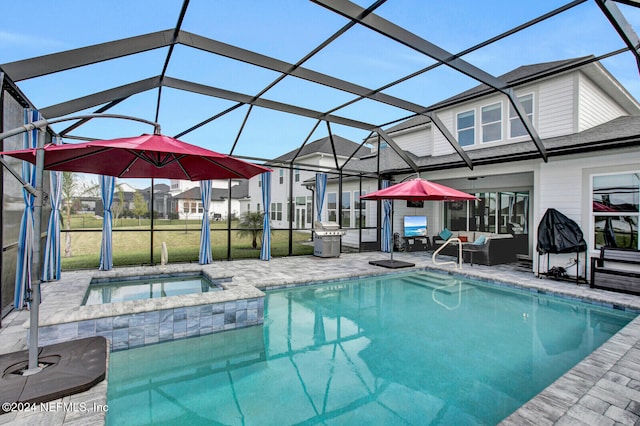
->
[{"left": 1, "top": 251, "right": 640, "bottom": 425}]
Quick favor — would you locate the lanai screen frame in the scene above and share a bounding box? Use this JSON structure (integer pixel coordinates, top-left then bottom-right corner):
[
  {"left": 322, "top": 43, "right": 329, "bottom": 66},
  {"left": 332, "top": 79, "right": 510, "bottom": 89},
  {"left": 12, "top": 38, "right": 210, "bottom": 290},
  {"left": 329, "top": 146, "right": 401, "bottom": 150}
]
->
[{"left": 0, "top": 0, "right": 638, "bottom": 269}]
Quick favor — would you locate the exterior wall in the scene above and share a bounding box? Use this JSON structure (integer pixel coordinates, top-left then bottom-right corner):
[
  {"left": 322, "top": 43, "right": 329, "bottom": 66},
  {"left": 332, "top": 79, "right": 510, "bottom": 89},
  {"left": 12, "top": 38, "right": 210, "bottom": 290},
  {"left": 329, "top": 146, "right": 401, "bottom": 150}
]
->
[
  {"left": 325, "top": 179, "right": 380, "bottom": 247},
  {"left": 247, "top": 163, "right": 326, "bottom": 230},
  {"left": 176, "top": 198, "right": 241, "bottom": 220},
  {"left": 537, "top": 74, "right": 574, "bottom": 137},
  {"left": 391, "top": 126, "right": 432, "bottom": 157},
  {"left": 536, "top": 147, "right": 639, "bottom": 275},
  {"left": 433, "top": 111, "right": 454, "bottom": 156},
  {"left": 578, "top": 72, "right": 626, "bottom": 132}
]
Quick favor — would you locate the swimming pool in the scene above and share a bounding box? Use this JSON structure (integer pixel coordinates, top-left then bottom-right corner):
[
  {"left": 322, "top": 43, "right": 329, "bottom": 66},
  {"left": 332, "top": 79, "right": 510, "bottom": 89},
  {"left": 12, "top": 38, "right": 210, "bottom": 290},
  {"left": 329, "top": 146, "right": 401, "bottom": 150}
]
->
[
  {"left": 106, "top": 270, "right": 636, "bottom": 425},
  {"left": 82, "top": 274, "right": 223, "bottom": 305}
]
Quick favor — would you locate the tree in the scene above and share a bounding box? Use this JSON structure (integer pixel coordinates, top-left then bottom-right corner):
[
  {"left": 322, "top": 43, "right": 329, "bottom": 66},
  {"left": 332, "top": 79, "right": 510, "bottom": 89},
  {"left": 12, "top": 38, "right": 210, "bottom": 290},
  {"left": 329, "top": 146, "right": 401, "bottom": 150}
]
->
[
  {"left": 132, "top": 192, "right": 148, "bottom": 225},
  {"left": 61, "top": 172, "right": 78, "bottom": 257},
  {"left": 236, "top": 211, "right": 265, "bottom": 249},
  {"left": 111, "top": 184, "right": 125, "bottom": 226}
]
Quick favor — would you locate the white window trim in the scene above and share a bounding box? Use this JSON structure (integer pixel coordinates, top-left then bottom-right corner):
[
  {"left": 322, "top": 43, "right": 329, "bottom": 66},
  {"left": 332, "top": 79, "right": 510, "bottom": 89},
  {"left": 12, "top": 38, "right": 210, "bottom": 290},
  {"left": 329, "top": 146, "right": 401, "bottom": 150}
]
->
[
  {"left": 481, "top": 101, "right": 503, "bottom": 144},
  {"left": 590, "top": 170, "right": 640, "bottom": 251},
  {"left": 508, "top": 93, "right": 534, "bottom": 140},
  {"left": 456, "top": 109, "right": 475, "bottom": 147}
]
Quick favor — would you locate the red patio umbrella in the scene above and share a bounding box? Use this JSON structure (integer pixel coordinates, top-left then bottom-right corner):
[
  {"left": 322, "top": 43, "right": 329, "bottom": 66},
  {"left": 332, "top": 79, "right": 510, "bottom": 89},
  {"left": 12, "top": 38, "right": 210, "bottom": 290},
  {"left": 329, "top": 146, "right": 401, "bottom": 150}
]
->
[
  {"left": 360, "top": 178, "right": 478, "bottom": 202},
  {"left": 0, "top": 130, "right": 271, "bottom": 375},
  {"left": 360, "top": 178, "right": 477, "bottom": 268},
  {"left": 0, "top": 133, "right": 271, "bottom": 180}
]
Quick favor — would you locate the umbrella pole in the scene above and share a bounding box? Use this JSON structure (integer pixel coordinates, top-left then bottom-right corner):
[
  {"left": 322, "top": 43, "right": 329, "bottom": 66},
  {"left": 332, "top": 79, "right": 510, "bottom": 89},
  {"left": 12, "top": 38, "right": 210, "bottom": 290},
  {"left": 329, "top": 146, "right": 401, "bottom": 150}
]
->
[
  {"left": 390, "top": 200, "right": 394, "bottom": 262},
  {"left": 25, "top": 128, "right": 46, "bottom": 374}
]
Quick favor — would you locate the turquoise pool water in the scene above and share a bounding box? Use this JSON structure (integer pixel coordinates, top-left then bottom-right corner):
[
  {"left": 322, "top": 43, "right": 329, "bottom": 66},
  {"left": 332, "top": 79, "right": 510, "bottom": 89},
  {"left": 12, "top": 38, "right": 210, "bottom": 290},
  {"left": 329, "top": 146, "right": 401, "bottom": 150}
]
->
[
  {"left": 107, "top": 271, "right": 636, "bottom": 425},
  {"left": 83, "top": 274, "right": 222, "bottom": 305}
]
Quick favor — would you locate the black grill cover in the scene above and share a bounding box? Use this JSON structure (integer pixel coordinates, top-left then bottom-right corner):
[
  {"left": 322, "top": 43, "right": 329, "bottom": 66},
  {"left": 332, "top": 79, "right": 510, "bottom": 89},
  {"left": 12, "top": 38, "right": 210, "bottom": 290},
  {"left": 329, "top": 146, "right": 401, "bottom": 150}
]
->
[{"left": 537, "top": 208, "right": 587, "bottom": 254}]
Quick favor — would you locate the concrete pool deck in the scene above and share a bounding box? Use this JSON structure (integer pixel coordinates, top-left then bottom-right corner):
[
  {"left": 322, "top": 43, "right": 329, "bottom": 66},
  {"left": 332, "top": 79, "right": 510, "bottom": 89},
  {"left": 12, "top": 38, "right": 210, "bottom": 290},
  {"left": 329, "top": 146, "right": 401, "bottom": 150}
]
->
[{"left": 1, "top": 251, "right": 640, "bottom": 425}]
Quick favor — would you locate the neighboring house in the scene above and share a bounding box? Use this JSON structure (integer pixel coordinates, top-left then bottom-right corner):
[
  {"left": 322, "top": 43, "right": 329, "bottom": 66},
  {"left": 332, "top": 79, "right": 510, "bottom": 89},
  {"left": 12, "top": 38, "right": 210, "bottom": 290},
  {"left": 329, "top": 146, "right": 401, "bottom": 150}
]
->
[
  {"left": 246, "top": 135, "right": 371, "bottom": 231},
  {"left": 318, "top": 56, "right": 640, "bottom": 274},
  {"left": 75, "top": 181, "right": 139, "bottom": 217},
  {"left": 173, "top": 180, "right": 249, "bottom": 221},
  {"left": 141, "top": 183, "right": 172, "bottom": 219}
]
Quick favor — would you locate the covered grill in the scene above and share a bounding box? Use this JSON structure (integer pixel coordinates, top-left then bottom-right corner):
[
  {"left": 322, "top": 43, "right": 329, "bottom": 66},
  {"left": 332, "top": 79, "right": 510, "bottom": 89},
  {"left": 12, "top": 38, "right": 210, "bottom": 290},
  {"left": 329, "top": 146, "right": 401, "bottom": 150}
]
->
[{"left": 314, "top": 221, "right": 346, "bottom": 258}]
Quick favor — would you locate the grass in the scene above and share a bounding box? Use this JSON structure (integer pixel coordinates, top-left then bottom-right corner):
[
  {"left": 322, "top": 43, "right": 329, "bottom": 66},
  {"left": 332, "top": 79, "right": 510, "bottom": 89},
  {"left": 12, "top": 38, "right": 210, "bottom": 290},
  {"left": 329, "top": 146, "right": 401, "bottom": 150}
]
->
[{"left": 60, "top": 215, "right": 314, "bottom": 270}]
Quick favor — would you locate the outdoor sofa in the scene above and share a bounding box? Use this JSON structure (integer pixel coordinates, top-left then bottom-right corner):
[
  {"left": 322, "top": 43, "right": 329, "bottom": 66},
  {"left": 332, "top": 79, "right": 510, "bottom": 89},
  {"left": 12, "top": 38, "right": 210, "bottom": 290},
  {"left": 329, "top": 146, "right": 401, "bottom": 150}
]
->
[
  {"left": 432, "top": 230, "right": 518, "bottom": 266},
  {"left": 590, "top": 247, "right": 640, "bottom": 295}
]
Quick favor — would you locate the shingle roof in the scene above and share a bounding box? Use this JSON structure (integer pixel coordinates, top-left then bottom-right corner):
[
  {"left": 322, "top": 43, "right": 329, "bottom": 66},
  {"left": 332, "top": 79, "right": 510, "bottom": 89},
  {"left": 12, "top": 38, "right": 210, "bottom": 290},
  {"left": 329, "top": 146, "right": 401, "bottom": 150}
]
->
[
  {"left": 382, "top": 56, "right": 594, "bottom": 135},
  {"left": 270, "top": 135, "right": 370, "bottom": 163},
  {"left": 173, "top": 180, "right": 249, "bottom": 200},
  {"left": 344, "top": 115, "right": 640, "bottom": 174}
]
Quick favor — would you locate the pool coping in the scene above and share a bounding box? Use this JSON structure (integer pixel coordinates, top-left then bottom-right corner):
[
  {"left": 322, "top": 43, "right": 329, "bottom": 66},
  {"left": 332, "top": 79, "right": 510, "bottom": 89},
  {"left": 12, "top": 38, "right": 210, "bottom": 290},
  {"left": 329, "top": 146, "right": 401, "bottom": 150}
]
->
[
  {"left": 34, "top": 266, "right": 263, "bottom": 327},
  {"left": 2, "top": 252, "right": 640, "bottom": 425}
]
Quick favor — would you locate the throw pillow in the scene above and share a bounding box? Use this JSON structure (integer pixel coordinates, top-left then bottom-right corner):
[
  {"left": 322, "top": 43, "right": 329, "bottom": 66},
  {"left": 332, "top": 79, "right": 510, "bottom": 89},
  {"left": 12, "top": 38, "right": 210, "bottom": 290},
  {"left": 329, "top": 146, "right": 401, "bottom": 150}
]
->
[
  {"left": 439, "top": 228, "right": 452, "bottom": 241},
  {"left": 459, "top": 236, "right": 468, "bottom": 242},
  {"left": 473, "top": 235, "right": 486, "bottom": 245}
]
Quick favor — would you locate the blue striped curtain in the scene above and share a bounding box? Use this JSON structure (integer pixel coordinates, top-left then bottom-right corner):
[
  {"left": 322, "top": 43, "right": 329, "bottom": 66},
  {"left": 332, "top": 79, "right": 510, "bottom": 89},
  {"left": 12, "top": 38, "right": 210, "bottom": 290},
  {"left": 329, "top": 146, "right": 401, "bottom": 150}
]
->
[
  {"left": 99, "top": 175, "right": 115, "bottom": 271},
  {"left": 199, "top": 180, "right": 213, "bottom": 264},
  {"left": 260, "top": 172, "right": 271, "bottom": 260},
  {"left": 315, "top": 173, "right": 327, "bottom": 222},
  {"left": 42, "top": 136, "right": 63, "bottom": 281},
  {"left": 14, "top": 109, "right": 40, "bottom": 308},
  {"left": 381, "top": 180, "right": 392, "bottom": 253}
]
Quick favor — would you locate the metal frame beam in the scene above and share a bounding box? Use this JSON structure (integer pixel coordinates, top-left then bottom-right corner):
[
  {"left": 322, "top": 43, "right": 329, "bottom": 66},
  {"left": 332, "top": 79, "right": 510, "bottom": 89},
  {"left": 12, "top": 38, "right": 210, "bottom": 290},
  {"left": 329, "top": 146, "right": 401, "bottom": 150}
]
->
[
  {"left": 161, "top": 77, "right": 378, "bottom": 130},
  {"left": 40, "top": 77, "right": 161, "bottom": 118},
  {"left": 596, "top": 0, "right": 640, "bottom": 72},
  {"left": 312, "top": 0, "right": 548, "bottom": 161},
  {"left": 1, "top": 31, "right": 176, "bottom": 81},
  {"left": 375, "top": 128, "right": 419, "bottom": 173}
]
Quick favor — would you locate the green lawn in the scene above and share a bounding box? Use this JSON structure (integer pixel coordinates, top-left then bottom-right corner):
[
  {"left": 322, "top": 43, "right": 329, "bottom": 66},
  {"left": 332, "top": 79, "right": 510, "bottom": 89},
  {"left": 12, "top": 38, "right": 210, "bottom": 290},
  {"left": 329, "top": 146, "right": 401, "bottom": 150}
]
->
[{"left": 60, "top": 215, "right": 314, "bottom": 270}]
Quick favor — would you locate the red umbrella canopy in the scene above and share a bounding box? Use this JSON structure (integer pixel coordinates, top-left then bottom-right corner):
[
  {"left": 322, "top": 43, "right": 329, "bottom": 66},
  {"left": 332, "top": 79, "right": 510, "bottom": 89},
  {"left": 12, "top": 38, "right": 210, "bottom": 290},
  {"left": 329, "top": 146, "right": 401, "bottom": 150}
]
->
[
  {"left": 360, "top": 178, "right": 477, "bottom": 201},
  {"left": 0, "top": 133, "right": 271, "bottom": 180}
]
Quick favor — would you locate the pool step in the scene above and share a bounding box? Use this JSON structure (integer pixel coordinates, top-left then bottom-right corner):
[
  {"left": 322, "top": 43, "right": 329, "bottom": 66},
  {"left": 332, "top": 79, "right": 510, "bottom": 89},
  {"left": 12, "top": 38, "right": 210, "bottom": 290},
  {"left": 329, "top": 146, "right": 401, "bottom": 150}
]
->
[{"left": 402, "top": 271, "right": 475, "bottom": 294}]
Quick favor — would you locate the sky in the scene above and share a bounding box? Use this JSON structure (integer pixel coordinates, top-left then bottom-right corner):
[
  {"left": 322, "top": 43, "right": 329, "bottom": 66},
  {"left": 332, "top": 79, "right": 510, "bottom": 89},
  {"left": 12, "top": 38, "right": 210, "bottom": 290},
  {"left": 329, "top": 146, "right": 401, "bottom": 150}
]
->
[{"left": 1, "top": 0, "right": 639, "bottom": 189}]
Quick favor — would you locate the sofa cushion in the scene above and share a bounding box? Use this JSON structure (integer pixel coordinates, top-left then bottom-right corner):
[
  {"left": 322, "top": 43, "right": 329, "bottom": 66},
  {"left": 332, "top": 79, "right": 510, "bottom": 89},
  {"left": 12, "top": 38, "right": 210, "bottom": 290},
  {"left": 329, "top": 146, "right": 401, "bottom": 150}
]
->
[
  {"left": 439, "top": 228, "right": 453, "bottom": 241},
  {"left": 473, "top": 235, "right": 486, "bottom": 245}
]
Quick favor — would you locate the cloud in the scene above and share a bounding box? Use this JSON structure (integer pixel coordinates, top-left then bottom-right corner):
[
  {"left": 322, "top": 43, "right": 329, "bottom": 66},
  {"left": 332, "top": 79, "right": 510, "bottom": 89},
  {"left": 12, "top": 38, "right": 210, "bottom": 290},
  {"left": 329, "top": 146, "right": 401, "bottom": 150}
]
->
[{"left": 0, "top": 30, "right": 66, "bottom": 51}]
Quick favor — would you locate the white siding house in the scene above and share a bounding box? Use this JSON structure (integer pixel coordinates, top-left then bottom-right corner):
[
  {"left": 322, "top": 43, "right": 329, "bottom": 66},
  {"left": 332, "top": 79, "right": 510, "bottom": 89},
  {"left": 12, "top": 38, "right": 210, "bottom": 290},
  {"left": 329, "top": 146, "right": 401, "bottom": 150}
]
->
[
  {"left": 314, "top": 57, "right": 640, "bottom": 274},
  {"left": 246, "top": 135, "right": 372, "bottom": 233}
]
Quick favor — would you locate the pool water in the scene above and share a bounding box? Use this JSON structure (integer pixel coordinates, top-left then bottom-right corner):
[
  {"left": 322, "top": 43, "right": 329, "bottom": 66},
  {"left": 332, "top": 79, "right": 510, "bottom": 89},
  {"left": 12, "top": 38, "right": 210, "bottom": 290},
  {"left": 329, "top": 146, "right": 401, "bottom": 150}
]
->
[
  {"left": 106, "top": 271, "right": 636, "bottom": 425},
  {"left": 83, "top": 274, "right": 222, "bottom": 305}
]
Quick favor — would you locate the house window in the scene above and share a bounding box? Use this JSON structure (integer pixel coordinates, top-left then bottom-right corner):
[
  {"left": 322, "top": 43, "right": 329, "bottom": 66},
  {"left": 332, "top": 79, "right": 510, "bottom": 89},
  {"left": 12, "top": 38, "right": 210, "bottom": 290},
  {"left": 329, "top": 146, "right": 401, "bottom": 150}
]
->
[
  {"left": 509, "top": 94, "right": 533, "bottom": 138},
  {"left": 294, "top": 168, "right": 300, "bottom": 182},
  {"left": 279, "top": 170, "right": 284, "bottom": 185},
  {"left": 457, "top": 110, "right": 475, "bottom": 147},
  {"left": 481, "top": 102, "right": 502, "bottom": 143},
  {"left": 592, "top": 172, "right": 639, "bottom": 250},
  {"left": 341, "top": 192, "right": 351, "bottom": 228},
  {"left": 191, "top": 202, "right": 197, "bottom": 213},
  {"left": 271, "top": 202, "right": 283, "bottom": 221},
  {"left": 183, "top": 202, "right": 189, "bottom": 213},
  {"left": 198, "top": 202, "right": 203, "bottom": 214},
  {"left": 327, "top": 192, "right": 337, "bottom": 222}
]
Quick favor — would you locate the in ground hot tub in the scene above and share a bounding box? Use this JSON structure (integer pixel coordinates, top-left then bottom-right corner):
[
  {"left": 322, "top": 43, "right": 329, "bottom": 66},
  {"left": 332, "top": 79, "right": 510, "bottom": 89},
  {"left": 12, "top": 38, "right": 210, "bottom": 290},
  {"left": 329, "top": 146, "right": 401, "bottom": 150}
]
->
[
  {"left": 82, "top": 273, "right": 225, "bottom": 305},
  {"left": 34, "top": 268, "right": 264, "bottom": 352}
]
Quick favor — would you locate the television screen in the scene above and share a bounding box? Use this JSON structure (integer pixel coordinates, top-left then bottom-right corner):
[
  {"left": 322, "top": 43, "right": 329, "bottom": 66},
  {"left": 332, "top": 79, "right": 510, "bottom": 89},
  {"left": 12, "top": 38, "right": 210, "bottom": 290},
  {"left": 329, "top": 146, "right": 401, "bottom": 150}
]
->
[{"left": 404, "top": 215, "right": 427, "bottom": 237}]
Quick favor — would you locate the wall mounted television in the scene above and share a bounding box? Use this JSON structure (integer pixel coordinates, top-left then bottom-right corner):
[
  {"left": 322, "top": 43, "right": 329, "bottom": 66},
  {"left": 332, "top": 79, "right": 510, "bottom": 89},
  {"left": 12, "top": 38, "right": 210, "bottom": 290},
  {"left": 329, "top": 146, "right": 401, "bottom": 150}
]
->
[{"left": 403, "top": 215, "right": 427, "bottom": 238}]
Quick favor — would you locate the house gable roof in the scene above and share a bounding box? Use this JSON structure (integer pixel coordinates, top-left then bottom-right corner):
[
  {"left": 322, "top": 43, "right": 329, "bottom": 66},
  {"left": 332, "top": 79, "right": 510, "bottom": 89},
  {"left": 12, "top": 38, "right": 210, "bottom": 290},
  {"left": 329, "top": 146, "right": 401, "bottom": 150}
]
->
[
  {"left": 269, "top": 135, "right": 370, "bottom": 164},
  {"left": 350, "top": 115, "right": 640, "bottom": 174},
  {"left": 382, "top": 56, "right": 598, "bottom": 135}
]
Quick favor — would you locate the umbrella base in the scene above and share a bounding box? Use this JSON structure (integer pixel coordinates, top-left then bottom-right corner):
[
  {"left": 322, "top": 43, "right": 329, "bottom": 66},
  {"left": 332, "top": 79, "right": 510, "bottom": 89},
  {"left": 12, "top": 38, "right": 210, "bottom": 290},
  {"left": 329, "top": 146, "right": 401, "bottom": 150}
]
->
[
  {"left": 369, "top": 259, "right": 415, "bottom": 269},
  {"left": 0, "top": 336, "right": 107, "bottom": 412}
]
